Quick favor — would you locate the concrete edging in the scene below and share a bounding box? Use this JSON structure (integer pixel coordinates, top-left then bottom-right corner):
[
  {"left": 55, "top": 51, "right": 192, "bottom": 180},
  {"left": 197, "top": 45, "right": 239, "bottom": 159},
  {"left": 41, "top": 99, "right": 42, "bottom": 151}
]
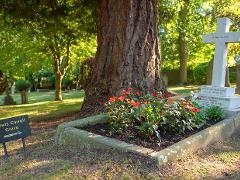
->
[{"left": 55, "top": 113, "right": 240, "bottom": 167}]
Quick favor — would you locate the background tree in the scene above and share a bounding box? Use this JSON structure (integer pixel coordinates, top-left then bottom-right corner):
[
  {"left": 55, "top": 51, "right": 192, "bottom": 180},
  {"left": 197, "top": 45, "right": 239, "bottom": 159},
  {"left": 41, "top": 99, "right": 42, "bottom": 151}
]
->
[
  {"left": 1, "top": 0, "right": 98, "bottom": 100},
  {"left": 0, "top": 71, "right": 8, "bottom": 95}
]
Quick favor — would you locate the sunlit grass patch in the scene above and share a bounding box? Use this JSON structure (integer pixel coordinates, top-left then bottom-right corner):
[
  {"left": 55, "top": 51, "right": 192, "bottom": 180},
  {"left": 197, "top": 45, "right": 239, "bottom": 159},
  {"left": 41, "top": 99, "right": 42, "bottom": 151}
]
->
[
  {"left": 0, "top": 90, "right": 85, "bottom": 122},
  {"left": 216, "top": 151, "right": 240, "bottom": 164},
  {"left": 168, "top": 85, "right": 200, "bottom": 94}
]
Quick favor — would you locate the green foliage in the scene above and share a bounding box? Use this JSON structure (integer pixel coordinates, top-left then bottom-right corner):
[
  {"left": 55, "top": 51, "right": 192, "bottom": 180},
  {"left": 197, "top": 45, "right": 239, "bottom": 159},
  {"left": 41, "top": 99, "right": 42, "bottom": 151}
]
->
[
  {"left": 15, "top": 79, "right": 31, "bottom": 91},
  {"left": 63, "top": 76, "right": 74, "bottom": 90},
  {"left": 229, "top": 70, "right": 237, "bottom": 83},
  {"left": 1, "top": 1, "right": 98, "bottom": 99},
  {"left": 104, "top": 88, "right": 138, "bottom": 134},
  {"left": 160, "top": 99, "right": 201, "bottom": 134},
  {"left": 204, "top": 106, "right": 224, "bottom": 122},
  {"left": 192, "top": 62, "right": 208, "bottom": 85},
  {"left": 160, "top": 0, "right": 240, "bottom": 85}
]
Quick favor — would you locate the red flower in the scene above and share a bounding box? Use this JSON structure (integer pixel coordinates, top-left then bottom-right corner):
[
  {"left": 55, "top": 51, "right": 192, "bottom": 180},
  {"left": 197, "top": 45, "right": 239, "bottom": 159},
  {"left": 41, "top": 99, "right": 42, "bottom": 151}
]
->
[
  {"left": 152, "top": 91, "right": 158, "bottom": 98},
  {"left": 109, "top": 96, "right": 117, "bottom": 102},
  {"left": 121, "top": 90, "right": 131, "bottom": 96},
  {"left": 163, "top": 92, "right": 170, "bottom": 98},
  {"left": 118, "top": 96, "right": 125, "bottom": 101},
  {"left": 126, "top": 87, "right": 133, "bottom": 91},
  {"left": 135, "top": 92, "right": 141, "bottom": 96},
  {"left": 192, "top": 108, "right": 199, "bottom": 113},
  {"left": 132, "top": 101, "right": 140, "bottom": 108},
  {"left": 167, "top": 97, "right": 174, "bottom": 104},
  {"left": 181, "top": 98, "right": 186, "bottom": 103}
]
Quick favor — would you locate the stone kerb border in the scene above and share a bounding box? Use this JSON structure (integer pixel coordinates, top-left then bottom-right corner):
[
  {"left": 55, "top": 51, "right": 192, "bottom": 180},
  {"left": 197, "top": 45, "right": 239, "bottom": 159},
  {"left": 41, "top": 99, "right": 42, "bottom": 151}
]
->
[{"left": 56, "top": 113, "right": 240, "bottom": 167}]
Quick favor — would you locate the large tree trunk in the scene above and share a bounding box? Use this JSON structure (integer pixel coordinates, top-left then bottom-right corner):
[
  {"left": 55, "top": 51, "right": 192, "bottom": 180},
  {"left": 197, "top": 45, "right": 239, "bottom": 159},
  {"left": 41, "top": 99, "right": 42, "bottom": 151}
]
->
[
  {"left": 86, "top": 0, "right": 162, "bottom": 98},
  {"left": 178, "top": 1, "right": 188, "bottom": 85},
  {"left": 178, "top": 33, "right": 188, "bottom": 84}
]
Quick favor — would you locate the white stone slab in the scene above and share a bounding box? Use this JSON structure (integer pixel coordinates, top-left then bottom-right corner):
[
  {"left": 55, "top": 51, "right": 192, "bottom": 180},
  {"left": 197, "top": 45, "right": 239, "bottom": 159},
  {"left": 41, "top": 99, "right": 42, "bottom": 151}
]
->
[
  {"left": 200, "top": 85, "right": 235, "bottom": 97},
  {"left": 197, "top": 95, "right": 240, "bottom": 110}
]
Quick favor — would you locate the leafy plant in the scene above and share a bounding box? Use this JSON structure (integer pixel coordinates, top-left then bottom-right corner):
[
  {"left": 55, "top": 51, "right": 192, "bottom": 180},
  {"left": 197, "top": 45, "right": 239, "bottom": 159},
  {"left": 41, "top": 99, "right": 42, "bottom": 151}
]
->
[
  {"left": 204, "top": 106, "right": 224, "bottom": 122},
  {"left": 16, "top": 79, "right": 31, "bottom": 92},
  {"left": 160, "top": 98, "right": 201, "bottom": 134},
  {"left": 104, "top": 88, "right": 139, "bottom": 134}
]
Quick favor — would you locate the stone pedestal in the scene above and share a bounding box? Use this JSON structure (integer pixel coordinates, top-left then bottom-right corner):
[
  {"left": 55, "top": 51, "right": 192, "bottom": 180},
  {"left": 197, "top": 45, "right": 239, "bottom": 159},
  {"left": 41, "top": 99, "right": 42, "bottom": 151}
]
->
[{"left": 197, "top": 85, "right": 240, "bottom": 110}]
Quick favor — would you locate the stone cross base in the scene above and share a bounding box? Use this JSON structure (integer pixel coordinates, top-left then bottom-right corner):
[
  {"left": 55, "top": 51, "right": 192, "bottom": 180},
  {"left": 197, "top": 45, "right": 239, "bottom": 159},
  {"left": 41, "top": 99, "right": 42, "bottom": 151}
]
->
[{"left": 196, "top": 85, "right": 240, "bottom": 110}]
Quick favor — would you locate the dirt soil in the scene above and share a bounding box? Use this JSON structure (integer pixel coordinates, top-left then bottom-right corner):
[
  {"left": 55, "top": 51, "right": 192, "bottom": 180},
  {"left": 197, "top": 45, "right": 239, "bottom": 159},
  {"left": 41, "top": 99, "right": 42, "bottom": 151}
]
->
[{"left": 82, "top": 121, "right": 217, "bottom": 151}]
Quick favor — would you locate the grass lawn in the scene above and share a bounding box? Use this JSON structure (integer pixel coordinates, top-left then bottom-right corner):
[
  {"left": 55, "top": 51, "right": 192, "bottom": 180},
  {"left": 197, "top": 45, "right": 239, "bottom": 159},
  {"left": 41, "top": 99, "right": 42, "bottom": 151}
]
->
[
  {"left": 0, "top": 90, "right": 85, "bottom": 121},
  {"left": 168, "top": 85, "right": 200, "bottom": 94},
  {"left": 0, "top": 85, "right": 199, "bottom": 122}
]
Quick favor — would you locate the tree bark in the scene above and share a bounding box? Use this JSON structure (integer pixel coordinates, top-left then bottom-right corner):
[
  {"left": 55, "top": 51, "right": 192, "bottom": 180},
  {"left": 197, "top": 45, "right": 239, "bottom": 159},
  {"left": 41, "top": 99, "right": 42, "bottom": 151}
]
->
[
  {"left": 206, "top": 59, "right": 213, "bottom": 85},
  {"left": 21, "top": 90, "right": 28, "bottom": 104},
  {"left": 49, "top": 40, "right": 70, "bottom": 101},
  {"left": 178, "top": 1, "right": 188, "bottom": 85},
  {"left": 55, "top": 71, "right": 63, "bottom": 101},
  {"left": 0, "top": 71, "right": 8, "bottom": 95},
  {"left": 86, "top": 0, "right": 162, "bottom": 98}
]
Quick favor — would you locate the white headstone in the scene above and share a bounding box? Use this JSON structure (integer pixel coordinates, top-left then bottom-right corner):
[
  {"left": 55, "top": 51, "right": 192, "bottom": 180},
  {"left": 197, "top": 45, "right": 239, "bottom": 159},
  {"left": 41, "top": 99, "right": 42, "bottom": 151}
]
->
[
  {"left": 203, "top": 18, "right": 240, "bottom": 87},
  {"left": 195, "top": 18, "right": 240, "bottom": 111},
  {"left": 11, "top": 82, "right": 15, "bottom": 95}
]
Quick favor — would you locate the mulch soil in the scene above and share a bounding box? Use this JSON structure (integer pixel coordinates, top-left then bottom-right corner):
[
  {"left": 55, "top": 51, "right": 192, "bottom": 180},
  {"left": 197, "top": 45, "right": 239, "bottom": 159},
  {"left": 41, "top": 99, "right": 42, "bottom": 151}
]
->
[{"left": 82, "top": 121, "right": 217, "bottom": 152}]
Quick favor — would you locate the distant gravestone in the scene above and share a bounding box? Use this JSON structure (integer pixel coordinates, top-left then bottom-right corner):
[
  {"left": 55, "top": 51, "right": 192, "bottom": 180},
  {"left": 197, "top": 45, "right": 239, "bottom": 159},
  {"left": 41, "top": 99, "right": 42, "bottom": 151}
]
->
[
  {"left": 197, "top": 18, "right": 240, "bottom": 111},
  {"left": 11, "top": 82, "right": 15, "bottom": 95}
]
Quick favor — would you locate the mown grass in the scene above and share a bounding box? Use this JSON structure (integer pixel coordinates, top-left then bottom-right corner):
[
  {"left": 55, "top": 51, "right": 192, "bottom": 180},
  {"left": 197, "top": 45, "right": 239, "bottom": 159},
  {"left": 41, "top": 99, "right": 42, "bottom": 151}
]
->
[
  {"left": 168, "top": 85, "right": 200, "bottom": 94},
  {"left": 0, "top": 90, "right": 85, "bottom": 121},
  {"left": 0, "top": 85, "right": 198, "bottom": 122}
]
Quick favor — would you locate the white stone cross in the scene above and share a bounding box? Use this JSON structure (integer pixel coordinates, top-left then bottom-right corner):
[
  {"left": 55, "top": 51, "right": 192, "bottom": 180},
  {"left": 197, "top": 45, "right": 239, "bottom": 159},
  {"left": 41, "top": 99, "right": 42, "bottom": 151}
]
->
[{"left": 203, "top": 17, "right": 240, "bottom": 87}]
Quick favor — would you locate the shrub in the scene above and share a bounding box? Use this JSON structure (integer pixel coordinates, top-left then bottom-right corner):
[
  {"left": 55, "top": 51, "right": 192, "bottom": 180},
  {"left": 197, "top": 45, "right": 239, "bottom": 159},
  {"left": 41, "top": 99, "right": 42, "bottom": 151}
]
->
[
  {"left": 16, "top": 80, "right": 31, "bottom": 92},
  {"left": 193, "top": 63, "right": 208, "bottom": 85},
  {"left": 105, "top": 88, "right": 202, "bottom": 139},
  {"left": 160, "top": 98, "right": 202, "bottom": 134},
  {"left": 104, "top": 88, "right": 139, "bottom": 133},
  {"left": 204, "top": 106, "right": 224, "bottom": 122}
]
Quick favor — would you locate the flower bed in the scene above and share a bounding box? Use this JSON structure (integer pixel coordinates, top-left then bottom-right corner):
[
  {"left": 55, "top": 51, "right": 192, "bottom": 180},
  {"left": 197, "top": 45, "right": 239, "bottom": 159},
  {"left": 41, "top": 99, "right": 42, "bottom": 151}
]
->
[{"left": 104, "top": 88, "right": 223, "bottom": 142}]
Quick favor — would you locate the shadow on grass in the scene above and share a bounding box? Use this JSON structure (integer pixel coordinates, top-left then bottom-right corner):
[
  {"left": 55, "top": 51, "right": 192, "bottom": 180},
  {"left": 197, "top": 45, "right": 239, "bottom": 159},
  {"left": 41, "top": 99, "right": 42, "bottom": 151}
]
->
[{"left": 1, "top": 128, "right": 240, "bottom": 179}]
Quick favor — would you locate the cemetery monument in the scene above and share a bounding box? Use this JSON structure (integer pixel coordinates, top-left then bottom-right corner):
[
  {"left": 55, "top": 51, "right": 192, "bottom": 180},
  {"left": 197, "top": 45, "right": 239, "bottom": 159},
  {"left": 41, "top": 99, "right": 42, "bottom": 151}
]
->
[{"left": 197, "top": 17, "right": 240, "bottom": 110}]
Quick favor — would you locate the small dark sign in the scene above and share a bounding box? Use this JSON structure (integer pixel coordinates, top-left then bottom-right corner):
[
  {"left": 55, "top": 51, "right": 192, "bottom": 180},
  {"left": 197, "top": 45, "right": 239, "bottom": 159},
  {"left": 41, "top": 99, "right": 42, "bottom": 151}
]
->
[{"left": 0, "top": 115, "right": 31, "bottom": 143}]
